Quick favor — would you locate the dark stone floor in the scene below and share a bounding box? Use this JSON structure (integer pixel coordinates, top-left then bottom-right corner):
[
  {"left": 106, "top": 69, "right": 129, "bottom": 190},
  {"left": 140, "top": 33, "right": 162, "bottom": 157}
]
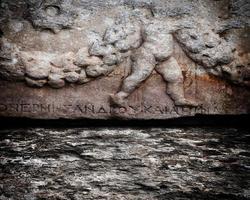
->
[{"left": 0, "top": 127, "right": 249, "bottom": 200}]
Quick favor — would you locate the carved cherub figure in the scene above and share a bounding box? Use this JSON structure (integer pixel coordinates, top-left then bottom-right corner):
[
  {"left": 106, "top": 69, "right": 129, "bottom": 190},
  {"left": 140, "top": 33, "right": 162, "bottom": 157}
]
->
[
  {"left": 100, "top": 19, "right": 198, "bottom": 106},
  {"left": 1, "top": 14, "right": 246, "bottom": 108}
]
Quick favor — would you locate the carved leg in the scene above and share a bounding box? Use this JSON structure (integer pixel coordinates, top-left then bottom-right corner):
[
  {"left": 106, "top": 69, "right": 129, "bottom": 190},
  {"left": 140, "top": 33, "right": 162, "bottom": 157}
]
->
[
  {"left": 155, "top": 57, "right": 198, "bottom": 106},
  {"left": 110, "top": 48, "right": 156, "bottom": 106}
]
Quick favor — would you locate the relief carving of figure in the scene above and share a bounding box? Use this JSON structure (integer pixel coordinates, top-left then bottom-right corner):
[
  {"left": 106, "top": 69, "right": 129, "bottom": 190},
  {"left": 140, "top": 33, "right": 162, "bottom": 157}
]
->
[
  {"left": 0, "top": 12, "right": 249, "bottom": 108},
  {"left": 103, "top": 19, "right": 198, "bottom": 106}
]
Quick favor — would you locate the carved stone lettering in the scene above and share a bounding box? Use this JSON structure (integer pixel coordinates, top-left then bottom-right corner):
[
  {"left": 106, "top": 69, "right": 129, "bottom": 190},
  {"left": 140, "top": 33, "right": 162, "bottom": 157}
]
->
[{"left": 0, "top": 0, "right": 249, "bottom": 119}]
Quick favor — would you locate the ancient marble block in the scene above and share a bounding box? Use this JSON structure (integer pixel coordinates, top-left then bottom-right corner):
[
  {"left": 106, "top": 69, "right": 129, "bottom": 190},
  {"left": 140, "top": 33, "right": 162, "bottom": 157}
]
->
[{"left": 0, "top": 0, "right": 249, "bottom": 119}]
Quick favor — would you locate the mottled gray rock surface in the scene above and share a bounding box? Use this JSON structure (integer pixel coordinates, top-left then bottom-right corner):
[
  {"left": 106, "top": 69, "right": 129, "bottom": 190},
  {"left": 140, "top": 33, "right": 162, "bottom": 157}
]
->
[
  {"left": 0, "top": 127, "right": 250, "bottom": 200},
  {"left": 0, "top": 0, "right": 249, "bottom": 119}
]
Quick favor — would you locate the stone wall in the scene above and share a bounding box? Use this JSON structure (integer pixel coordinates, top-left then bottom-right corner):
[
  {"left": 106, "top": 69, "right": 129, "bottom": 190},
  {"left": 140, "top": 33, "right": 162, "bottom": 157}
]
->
[{"left": 0, "top": 0, "right": 249, "bottom": 119}]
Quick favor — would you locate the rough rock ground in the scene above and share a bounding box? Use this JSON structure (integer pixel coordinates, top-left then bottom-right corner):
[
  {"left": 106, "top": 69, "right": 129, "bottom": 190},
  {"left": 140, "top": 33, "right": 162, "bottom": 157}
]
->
[
  {"left": 0, "top": 0, "right": 249, "bottom": 119},
  {"left": 0, "top": 127, "right": 249, "bottom": 200}
]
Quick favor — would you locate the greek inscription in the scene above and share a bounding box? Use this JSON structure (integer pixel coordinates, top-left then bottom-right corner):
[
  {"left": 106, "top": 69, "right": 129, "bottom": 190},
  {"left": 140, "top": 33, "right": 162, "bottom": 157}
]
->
[
  {"left": 0, "top": 104, "right": 7, "bottom": 112},
  {"left": 97, "top": 106, "right": 108, "bottom": 114},
  {"left": 0, "top": 102, "right": 220, "bottom": 116}
]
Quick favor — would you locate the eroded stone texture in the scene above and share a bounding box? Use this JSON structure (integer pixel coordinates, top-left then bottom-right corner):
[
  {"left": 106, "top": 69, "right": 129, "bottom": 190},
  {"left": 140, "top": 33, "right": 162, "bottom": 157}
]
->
[
  {"left": 0, "top": 37, "right": 24, "bottom": 81},
  {"left": 0, "top": 0, "right": 249, "bottom": 119},
  {"left": 26, "top": 0, "right": 78, "bottom": 33},
  {"left": 0, "top": 127, "right": 249, "bottom": 200}
]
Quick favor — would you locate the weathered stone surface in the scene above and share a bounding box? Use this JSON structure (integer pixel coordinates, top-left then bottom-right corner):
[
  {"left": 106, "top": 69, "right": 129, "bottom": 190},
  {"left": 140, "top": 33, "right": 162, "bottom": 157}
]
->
[
  {"left": 25, "top": 0, "right": 78, "bottom": 33},
  {"left": 25, "top": 77, "right": 47, "bottom": 88},
  {"left": 48, "top": 74, "right": 65, "bottom": 89},
  {"left": 75, "top": 55, "right": 104, "bottom": 67},
  {"left": 78, "top": 69, "right": 92, "bottom": 84},
  {"left": 21, "top": 51, "right": 54, "bottom": 79},
  {"left": 0, "top": 0, "right": 249, "bottom": 119},
  {"left": 0, "top": 37, "right": 25, "bottom": 81},
  {"left": 230, "top": 0, "right": 250, "bottom": 17},
  {"left": 175, "top": 28, "right": 234, "bottom": 68},
  {"left": 0, "top": 127, "right": 249, "bottom": 199},
  {"left": 65, "top": 71, "right": 79, "bottom": 83}
]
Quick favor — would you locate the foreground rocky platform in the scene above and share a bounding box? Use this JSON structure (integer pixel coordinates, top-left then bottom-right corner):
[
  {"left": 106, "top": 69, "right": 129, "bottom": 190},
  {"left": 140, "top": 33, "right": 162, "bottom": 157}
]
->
[
  {"left": 0, "top": 127, "right": 249, "bottom": 200},
  {"left": 0, "top": 0, "right": 250, "bottom": 119}
]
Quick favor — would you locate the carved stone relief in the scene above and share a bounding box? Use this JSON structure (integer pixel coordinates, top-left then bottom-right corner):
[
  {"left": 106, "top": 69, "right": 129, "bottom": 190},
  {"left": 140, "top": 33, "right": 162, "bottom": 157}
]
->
[{"left": 0, "top": 0, "right": 249, "bottom": 119}]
